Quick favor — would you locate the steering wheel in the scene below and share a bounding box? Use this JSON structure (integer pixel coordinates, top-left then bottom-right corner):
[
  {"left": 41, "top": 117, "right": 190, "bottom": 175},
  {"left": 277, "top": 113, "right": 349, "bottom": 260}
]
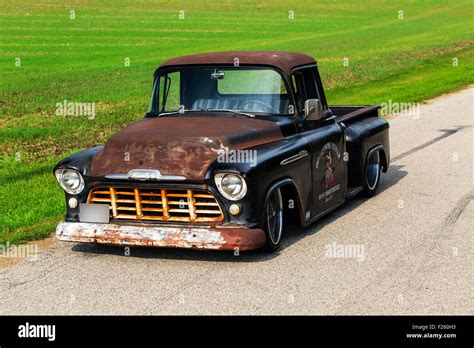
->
[{"left": 240, "top": 100, "right": 275, "bottom": 113}]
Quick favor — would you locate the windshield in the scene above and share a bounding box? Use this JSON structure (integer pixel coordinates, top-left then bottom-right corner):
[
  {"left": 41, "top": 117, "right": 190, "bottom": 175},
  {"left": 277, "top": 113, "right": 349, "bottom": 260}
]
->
[{"left": 148, "top": 66, "right": 293, "bottom": 116}]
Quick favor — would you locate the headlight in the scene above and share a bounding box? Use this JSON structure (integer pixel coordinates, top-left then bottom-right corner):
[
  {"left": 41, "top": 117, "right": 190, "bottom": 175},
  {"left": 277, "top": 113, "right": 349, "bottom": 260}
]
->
[
  {"left": 55, "top": 169, "right": 85, "bottom": 194},
  {"left": 214, "top": 173, "right": 247, "bottom": 201}
]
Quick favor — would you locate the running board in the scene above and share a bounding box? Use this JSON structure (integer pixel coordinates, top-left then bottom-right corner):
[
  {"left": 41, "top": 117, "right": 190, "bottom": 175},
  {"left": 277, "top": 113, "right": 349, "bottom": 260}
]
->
[{"left": 345, "top": 186, "right": 363, "bottom": 198}]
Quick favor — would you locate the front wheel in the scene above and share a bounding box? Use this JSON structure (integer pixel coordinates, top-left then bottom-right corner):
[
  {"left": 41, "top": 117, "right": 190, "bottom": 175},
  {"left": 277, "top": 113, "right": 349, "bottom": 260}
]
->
[
  {"left": 363, "top": 150, "right": 381, "bottom": 197},
  {"left": 263, "top": 187, "right": 284, "bottom": 252}
]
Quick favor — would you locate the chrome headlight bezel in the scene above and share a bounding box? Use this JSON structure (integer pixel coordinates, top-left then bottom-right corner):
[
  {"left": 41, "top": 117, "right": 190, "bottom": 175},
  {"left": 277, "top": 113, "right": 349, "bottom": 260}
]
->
[
  {"left": 55, "top": 169, "right": 85, "bottom": 195},
  {"left": 214, "top": 172, "right": 247, "bottom": 201}
]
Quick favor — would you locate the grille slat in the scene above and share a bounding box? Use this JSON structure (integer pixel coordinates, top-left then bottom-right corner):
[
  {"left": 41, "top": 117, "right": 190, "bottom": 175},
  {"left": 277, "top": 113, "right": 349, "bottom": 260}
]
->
[
  {"left": 141, "top": 208, "right": 164, "bottom": 212},
  {"left": 168, "top": 209, "right": 191, "bottom": 213},
  {"left": 194, "top": 202, "right": 220, "bottom": 206},
  {"left": 116, "top": 206, "right": 137, "bottom": 211},
  {"left": 87, "top": 186, "right": 224, "bottom": 223},
  {"left": 90, "top": 198, "right": 111, "bottom": 202},
  {"left": 141, "top": 200, "right": 162, "bottom": 204},
  {"left": 195, "top": 210, "right": 224, "bottom": 214}
]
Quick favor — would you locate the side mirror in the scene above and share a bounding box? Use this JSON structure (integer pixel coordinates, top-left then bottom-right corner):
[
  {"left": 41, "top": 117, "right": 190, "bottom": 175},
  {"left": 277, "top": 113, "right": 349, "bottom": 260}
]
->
[
  {"left": 304, "top": 99, "right": 323, "bottom": 121},
  {"left": 211, "top": 70, "right": 225, "bottom": 80}
]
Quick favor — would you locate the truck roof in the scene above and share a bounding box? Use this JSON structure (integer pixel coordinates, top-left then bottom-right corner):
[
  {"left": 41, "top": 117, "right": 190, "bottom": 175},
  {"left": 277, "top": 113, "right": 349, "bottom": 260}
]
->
[{"left": 158, "top": 51, "right": 316, "bottom": 76}]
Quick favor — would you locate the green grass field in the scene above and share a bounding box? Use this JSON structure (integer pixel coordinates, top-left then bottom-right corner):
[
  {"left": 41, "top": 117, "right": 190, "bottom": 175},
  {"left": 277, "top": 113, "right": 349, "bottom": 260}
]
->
[{"left": 1, "top": 0, "right": 473, "bottom": 245}]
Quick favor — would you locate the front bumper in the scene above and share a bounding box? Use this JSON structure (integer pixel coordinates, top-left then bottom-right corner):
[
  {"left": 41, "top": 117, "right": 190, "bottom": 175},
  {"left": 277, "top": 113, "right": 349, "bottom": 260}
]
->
[{"left": 56, "top": 221, "right": 266, "bottom": 251}]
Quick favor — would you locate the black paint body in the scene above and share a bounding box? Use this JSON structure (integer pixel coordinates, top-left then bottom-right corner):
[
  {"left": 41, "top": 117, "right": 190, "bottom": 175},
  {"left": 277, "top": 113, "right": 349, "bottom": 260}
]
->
[{"left": 54, "top": 64, "right": 390, "bottom": 231}]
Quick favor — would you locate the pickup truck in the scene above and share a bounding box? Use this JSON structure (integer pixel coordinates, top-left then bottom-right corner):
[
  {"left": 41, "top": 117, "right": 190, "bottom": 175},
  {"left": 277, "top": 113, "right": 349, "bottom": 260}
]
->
[{"left": 54, "top": 51, "right": 390, "bottom": 252}]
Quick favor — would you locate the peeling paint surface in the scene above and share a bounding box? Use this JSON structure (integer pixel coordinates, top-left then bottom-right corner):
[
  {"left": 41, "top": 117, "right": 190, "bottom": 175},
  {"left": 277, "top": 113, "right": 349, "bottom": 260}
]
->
[
  {"left": 56, "top": 222, "right": 266, "bottom": 250},
  {"left": 158, "top": 51, "right": 316, "bottom": 78},
  {"left": 90, "top": 116, "right": 283, "bottom": 180}
]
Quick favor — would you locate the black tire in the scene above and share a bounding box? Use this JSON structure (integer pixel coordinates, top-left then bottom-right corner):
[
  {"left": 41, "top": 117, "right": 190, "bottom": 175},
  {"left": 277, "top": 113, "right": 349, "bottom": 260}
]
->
[
  {"left": 363, "top": 150, "right": 381, "bottom": 197},
  {"left": 263, "top": 187, "right": 284, "bottom": 252}
]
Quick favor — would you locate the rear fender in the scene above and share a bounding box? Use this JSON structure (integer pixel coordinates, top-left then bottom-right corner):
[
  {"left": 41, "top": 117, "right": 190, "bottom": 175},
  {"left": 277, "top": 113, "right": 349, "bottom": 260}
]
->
[{"left": 345, "top": 117, "right": 390, "bottom": 188}]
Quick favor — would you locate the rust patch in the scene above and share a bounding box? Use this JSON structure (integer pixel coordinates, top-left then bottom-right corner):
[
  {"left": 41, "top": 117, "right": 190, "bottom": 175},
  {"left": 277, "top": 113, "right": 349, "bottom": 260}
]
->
[
  {"left": 91, "top": 116, "right": 283, "bottom": 180},
  {"left": 159, "top": 51, "right": 316, "bottom": 78},
  {"left": 56, "top": 222, "right": 266, "bottom": 251}
]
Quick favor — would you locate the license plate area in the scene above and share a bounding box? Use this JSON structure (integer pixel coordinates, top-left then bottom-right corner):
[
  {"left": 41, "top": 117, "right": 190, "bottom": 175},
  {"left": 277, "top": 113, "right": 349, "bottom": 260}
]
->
[{"left": 79, "top": 203, "right": 110, "bottom": 223}]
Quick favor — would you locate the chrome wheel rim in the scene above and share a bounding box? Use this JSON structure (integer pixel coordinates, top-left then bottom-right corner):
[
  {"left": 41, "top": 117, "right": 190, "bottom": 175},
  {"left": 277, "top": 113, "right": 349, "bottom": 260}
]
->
[
  {"left": 267, "top": 188, "right": 283, "bottom": 244},
  {"left": 367, "top": 151, "right": 380, "bottom": 190}
]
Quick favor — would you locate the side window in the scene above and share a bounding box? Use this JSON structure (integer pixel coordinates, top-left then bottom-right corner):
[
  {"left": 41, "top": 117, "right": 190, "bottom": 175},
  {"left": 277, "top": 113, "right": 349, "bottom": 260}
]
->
[
  {"left": 159, "top": 71, "right": 181, "bottom": 112},
  {"left": 292, "top": 68, "right": 319, "bottom": 115}
]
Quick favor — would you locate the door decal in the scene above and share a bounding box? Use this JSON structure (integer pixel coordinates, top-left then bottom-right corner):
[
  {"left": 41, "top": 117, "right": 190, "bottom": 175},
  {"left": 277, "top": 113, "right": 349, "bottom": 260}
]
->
[{"left": 315, "top": 142, "right": 341, "bottom": 202}]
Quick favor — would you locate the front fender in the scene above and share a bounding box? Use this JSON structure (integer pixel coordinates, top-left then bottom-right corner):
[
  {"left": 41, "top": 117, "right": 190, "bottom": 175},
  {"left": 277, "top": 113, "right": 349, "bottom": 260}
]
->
[
  {"left": 53, "top": 145, "right": 104, "bottom": 177},
  {"left": 53, "top": 145, "right": 104, "bottom": 222},
  {"left": 205, "top": 134, "right": 313, "bottom": 228}
]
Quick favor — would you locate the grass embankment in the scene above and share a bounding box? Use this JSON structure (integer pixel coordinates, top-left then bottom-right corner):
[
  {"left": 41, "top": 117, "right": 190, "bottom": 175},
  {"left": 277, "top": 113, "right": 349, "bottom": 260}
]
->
[{"left": 0, "top": 0, "right": 473, "bottom": 244}]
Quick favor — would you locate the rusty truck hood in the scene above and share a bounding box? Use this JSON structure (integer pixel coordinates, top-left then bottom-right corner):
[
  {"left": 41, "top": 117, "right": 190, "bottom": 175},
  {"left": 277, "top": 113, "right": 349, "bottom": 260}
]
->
[{"left": 91, "top": 116, "right": 284, "bottom": 180}]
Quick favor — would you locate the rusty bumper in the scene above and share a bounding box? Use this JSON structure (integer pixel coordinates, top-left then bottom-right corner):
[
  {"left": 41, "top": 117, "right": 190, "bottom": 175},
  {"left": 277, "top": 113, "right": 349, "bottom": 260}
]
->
[{"left": 56, "top": 222, "right": 266, "bottom": 251}]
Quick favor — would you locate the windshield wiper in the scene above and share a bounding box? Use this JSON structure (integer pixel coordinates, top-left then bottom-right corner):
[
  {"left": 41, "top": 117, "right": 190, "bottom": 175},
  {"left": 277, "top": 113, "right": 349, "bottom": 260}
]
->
[
  {"left": 205, "top": 109, "right": 255, "bottom": 118},
  {"left": 156, "top": 109, "right": 207, "bottom": 116},
  {"left": 156, "top": 109, "right": 255, "bottom": 118}
]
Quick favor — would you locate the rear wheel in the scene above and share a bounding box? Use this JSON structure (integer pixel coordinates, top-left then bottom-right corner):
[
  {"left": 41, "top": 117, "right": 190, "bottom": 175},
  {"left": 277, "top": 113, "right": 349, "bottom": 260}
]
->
[
  {"left": 363, "top": 150, "right": 381, "bottom": 197},
  {"left": 263, "top": 188, "right": 284, "bottom": 252}
]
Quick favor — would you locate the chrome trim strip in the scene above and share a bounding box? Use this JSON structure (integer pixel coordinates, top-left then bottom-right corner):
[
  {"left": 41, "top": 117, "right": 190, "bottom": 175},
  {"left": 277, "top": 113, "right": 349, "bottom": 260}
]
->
[
  {"left": 105, "top": 169, "right": 187, "bottom": 181},
  {"left": 104, "top": 174, "right": 128, "bottom": 180},
  {"left": 280, "top": 150, "right": 309, "bottom": 166}
]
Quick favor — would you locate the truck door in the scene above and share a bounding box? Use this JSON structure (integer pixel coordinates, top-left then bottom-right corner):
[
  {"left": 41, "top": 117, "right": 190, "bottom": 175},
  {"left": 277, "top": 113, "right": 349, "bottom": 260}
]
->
[{"left": 292, "top": 66, "right": 347, "bottom": 219}]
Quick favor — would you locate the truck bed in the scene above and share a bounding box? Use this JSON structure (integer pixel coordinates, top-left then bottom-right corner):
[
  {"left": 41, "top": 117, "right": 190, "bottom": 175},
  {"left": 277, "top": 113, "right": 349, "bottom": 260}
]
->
[
  {"left": 330, "top": 105, "right": 380, "bottom": 123},
  {"left": 330, "top": 104, "right": 389, "bottom": 195}
]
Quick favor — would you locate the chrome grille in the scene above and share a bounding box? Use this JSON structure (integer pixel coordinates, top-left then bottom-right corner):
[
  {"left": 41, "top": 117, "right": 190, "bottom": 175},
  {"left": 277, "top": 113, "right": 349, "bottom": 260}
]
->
[{"left": 87, "top": 186, "right": 224, "bottom": 222}]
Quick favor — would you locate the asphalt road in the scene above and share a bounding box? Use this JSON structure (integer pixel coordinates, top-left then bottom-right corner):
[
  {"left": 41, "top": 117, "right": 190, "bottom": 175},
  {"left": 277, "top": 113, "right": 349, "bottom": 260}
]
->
[{"left": 1, "top": 87, "right": 472, "bottom": 315}]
